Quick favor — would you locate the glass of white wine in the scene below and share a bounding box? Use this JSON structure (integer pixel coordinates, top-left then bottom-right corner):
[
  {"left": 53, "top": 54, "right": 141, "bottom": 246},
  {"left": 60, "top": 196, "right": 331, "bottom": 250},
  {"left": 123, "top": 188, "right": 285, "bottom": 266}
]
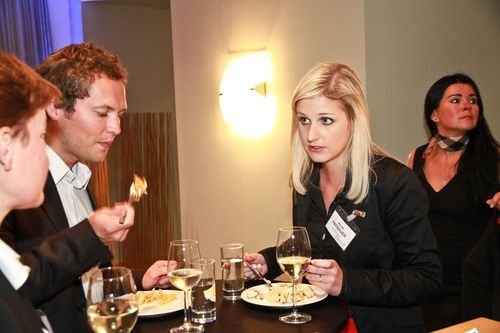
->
[
  {"left": 167, "top": 239, "right": 204, "bottom": 333},
  {"left": 86, "top": 266, "right": 138, "bottom": 333},
  {"left": 276, "top": 226, "right": 312, "bottom": 324}
]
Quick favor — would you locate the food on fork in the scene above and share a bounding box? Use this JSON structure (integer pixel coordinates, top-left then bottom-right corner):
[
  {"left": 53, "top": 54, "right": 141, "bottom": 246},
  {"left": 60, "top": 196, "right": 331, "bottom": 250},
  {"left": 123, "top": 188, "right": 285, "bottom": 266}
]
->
[
  {"left": 119, "top": 174, "right": 148, "bottom": 224},
  {"left": 129, "top": 174, "right": 148, "bottom": 204}
]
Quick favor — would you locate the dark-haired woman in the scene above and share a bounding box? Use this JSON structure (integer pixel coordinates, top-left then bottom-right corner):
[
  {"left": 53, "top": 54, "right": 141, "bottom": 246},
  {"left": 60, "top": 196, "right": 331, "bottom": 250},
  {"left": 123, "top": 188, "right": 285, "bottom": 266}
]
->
[
  {"left": 407, "top": 73, "right": 500, "bottom": 330},
  {"left": 0, "top": 51, "right": 60, "bottom": 332}
]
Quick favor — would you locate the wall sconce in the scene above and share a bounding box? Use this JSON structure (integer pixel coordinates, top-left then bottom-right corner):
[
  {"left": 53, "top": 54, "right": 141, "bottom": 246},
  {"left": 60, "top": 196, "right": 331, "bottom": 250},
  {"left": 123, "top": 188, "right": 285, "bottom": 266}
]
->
[{"left": 219, "top": 52, "right": 276, "bottom": 138}]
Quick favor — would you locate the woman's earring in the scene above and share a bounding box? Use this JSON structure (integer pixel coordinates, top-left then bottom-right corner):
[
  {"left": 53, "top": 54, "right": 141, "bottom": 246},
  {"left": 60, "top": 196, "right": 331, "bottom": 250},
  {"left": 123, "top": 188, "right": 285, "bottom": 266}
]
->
[{"left": 432, "top": 117, "right": 438, "bottom": 122}]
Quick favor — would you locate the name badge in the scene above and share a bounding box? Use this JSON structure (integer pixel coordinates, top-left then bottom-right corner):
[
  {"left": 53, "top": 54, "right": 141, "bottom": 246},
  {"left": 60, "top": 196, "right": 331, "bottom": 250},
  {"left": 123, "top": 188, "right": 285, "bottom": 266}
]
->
[{"left": 326, "top": 206, "right": 360, "bottom": 250}]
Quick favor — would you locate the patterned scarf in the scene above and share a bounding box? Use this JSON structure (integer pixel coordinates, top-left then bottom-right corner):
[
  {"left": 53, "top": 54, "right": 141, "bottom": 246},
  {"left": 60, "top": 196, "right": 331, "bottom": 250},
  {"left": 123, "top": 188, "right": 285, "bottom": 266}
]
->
[
  {"left": 436, "top": 134, "right": 469, "bottom": 151},
  {"left": 422, "top": 134, "right": 469, "bottom": 158}
]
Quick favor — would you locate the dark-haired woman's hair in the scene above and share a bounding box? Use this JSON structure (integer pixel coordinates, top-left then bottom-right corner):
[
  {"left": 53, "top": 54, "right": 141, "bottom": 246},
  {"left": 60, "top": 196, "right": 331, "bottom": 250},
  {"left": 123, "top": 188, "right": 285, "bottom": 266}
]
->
[
  {"left": 424, "top": 73, "right": 500, "bottom": 203},
  {"left": 0, "top": 52, "right": 60, "bottom": 140}
]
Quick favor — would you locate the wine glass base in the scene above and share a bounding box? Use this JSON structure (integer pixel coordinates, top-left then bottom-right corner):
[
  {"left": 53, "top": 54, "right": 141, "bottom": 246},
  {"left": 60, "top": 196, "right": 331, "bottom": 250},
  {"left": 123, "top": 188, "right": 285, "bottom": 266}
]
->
[
  {"left": 170, "top": 323, "right": 205, "bottom": 333},
  {"left": 279, "top": 312, "right": 312, "bottom": 324}
]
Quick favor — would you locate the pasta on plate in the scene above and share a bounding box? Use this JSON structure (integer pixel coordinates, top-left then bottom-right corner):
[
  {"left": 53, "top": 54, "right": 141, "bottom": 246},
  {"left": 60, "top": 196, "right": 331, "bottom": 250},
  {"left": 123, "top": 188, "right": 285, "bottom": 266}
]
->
[
  {"left": 244, "top": 283, "right": 324, "bottom": 304},
  {"left": 137, "top": 289, "right": 177, "bottom": 305}
]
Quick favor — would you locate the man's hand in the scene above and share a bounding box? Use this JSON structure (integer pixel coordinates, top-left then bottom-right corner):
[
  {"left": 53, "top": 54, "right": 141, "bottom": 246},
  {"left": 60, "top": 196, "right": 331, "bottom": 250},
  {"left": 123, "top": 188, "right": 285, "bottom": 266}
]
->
[
  {"left": 142, "top": 260, "right": 176, "bottom": 289},
  {"left": 88, "top": 202, "right": 134, "bottom": 243}
]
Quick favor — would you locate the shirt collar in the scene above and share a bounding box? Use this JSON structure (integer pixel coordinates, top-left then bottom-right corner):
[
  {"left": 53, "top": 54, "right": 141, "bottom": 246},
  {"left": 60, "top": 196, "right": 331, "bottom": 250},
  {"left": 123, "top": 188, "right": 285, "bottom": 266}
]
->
[
  {"left": 46, "top": 145, "right": 92, "bottom": 190},
  {"left": 0, "top": 239, "right": 30, "bottom": 290}
]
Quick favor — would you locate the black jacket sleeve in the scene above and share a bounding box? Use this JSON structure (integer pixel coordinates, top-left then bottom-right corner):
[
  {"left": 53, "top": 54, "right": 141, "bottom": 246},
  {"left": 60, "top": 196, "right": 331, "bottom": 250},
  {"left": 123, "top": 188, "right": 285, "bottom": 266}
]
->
[
  {"left": 18, "top": 220, "right": 112, "bottom": 305},
  {"left": 259, "top": 246, "right": 282, "bottom": 279}
]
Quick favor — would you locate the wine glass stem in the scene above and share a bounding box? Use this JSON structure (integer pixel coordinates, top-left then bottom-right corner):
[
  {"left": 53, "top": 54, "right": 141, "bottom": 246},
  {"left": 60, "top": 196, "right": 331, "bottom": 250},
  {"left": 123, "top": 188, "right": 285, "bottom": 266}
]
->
[
  {"left": 291, "top": 279, "right": 298, "bottom": 316},
  {"left": 183, "top": 289, "right": 193, "bottom": 326}
]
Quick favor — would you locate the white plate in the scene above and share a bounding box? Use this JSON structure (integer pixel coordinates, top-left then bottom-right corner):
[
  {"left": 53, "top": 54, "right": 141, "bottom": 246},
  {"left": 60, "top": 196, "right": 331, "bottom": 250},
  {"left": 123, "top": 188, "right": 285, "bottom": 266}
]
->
[
  {"left": 138, "top": 290, "right": 184, "bottom": 318},
  {"left": 241, "top": 282, "right": 327, "bottom": 308}
]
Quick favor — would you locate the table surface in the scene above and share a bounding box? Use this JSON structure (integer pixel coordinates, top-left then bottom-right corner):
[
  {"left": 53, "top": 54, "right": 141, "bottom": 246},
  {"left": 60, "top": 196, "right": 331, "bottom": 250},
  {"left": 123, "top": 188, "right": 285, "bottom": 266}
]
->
[
  {"left": 432, "top": 317, "right": 500, "bottom": 333},
  {"left": 134, "top": 280, "right": 349, "bottom": 333}
]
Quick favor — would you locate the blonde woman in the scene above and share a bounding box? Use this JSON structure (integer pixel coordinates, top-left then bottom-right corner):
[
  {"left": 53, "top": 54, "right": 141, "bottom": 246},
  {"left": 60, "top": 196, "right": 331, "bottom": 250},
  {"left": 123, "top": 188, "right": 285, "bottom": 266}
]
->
[{"left": 245, "top": 63, "right": 441, "bottom": 332}]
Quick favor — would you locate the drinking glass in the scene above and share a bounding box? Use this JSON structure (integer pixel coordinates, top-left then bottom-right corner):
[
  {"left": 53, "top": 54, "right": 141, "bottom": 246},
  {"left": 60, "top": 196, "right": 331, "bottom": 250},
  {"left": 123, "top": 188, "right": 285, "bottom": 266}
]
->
[
  {"left": 167, "top": 240, "right": 204, "bottom": 333},
  {"left": 191, "top": 258, "right": 216, "bottom": 323},
  {"left": 86, "top": 266, "right": 138, "bottom": 333},
  {"left": 276, "top": 226, "right": 312, "bottom": 324},
  {"left": 220, "top": 243, "right": 244, "bottom": 300}
]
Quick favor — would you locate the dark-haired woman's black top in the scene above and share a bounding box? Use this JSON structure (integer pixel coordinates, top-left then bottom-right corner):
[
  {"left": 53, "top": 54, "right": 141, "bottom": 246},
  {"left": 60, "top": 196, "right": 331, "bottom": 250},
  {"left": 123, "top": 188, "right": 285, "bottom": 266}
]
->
[
  {"left": 261, "top": 156, "right": 442, "bottom": 333},
  {"left": 413, "top": 144, "right": 493, "bottom": 330}
]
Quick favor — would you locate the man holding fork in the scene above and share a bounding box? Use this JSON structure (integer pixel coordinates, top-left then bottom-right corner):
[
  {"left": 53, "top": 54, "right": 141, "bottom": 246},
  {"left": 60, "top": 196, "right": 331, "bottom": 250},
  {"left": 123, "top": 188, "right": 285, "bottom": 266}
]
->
[{"left": 0, "top": 42, "right": 171, "bottom": 333}]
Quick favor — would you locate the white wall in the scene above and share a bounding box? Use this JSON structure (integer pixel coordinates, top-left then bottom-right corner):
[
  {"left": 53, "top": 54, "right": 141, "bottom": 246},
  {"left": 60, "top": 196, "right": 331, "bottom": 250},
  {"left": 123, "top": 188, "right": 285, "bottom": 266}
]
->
[
  {"left": 170, "top": 0, "right": 365, "bottom": 262},
  {"left": 365, "top": 0, "right": 500, "bottom": 161},
  {"left": 82, "top": 2, "right": 174, "bottom": 115},
  {"left": 76, "top": 0, "right": 499, "bottom": 268}
]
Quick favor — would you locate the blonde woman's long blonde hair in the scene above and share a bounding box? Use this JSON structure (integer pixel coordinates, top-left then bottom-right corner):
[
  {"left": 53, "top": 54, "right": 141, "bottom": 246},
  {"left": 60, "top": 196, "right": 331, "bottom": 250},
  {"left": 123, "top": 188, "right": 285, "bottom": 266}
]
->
[{"left": 291, "top": 62, "right": 386, "bottom": 204}]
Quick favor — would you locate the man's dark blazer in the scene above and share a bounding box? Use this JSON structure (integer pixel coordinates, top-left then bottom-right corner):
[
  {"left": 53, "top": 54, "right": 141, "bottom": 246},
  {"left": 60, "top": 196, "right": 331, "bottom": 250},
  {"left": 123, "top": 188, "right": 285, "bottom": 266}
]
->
[
  {"left": 0, "top": 173, "right": 113, "bottom": 333},
  {"left": 0, "top": 271, "right": 44, "bottom": 332}
]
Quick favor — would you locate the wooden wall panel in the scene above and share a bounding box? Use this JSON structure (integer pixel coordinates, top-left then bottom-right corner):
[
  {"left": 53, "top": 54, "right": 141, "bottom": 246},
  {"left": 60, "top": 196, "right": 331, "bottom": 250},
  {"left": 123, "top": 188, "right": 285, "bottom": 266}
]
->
[
  {"left": 88, "top": 161, "right": 110, "bottom": 208},
  {"left": 103, "top": 112, "right": 181, "bottom": 270}
]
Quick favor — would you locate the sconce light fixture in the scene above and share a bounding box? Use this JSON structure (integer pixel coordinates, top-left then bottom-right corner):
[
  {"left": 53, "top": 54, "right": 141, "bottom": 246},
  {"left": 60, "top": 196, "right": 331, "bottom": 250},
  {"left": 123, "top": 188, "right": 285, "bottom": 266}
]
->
[{"left": 219, "top": 52, "right": 276, "bottom": 138}]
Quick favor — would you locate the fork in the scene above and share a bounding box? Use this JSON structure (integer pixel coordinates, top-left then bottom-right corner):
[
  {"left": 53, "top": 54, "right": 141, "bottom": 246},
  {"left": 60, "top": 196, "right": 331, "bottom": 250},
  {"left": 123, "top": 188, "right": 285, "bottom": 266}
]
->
[
  {"left": 120, "top": 175, "right": 147, "bottom": 224},
  {"left": 245, "top": 261, "right": 273, "bottom": 289}
]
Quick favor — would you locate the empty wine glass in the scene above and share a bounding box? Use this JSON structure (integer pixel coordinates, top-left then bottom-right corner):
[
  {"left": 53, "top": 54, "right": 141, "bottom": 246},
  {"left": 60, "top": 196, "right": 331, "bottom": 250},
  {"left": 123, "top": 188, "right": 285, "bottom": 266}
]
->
[
  {"left": 167, "top": 240, "right": 204, "bottom": 333},
  {"left": 86, "top": 266, "right": 138, "bottom": 333},
  {"left": 276, "top": 226, "right": 312, "bottom": 324}
]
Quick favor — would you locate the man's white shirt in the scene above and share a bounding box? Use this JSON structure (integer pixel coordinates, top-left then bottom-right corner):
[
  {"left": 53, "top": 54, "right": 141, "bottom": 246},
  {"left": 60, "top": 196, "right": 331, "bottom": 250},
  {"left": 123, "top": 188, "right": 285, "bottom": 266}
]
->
[
  {"left": 0, "top": 239, "right": 30, "bottom": 290},
  {"left": 0, "top": 240, "right": 52, "bottom": 332},
  {"left": 45, "top": 146, "right": 97, "bottom": 297}
]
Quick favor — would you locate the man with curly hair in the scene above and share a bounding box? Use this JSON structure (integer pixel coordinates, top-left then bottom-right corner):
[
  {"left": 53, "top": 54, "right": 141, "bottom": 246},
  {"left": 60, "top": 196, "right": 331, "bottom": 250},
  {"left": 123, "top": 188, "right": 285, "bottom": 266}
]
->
[{"left": 0, "top": 43, "right": 171, "bottom": 333}]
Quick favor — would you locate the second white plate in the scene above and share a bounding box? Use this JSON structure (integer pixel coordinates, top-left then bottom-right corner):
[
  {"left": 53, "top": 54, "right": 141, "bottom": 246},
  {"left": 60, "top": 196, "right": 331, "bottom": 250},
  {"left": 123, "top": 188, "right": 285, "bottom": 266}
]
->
[{"left": 241, "top": 282, "right": 327, "bottom": 308}]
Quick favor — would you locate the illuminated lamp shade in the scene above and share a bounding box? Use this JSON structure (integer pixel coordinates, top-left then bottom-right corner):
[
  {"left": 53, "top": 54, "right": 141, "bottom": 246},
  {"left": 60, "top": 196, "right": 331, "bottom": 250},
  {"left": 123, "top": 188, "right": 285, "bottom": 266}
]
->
[{"left": 219, "top": 53, "right": 276, "bottom": 138}]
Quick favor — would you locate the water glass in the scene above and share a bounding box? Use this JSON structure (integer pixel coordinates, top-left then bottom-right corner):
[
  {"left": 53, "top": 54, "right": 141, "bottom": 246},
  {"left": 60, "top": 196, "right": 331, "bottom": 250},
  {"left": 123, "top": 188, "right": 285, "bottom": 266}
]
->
[
  {"left": 220, "top": 243, "right": 244, "bottom": 300},
  {"left": 191, "top": 259, "right": 216, "bottom": 323}
]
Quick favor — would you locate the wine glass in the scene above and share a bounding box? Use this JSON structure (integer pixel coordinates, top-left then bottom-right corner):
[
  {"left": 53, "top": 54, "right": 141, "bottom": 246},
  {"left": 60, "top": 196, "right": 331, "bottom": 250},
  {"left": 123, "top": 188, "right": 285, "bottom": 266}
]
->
[
  {"left": 276, "top": 226, "right": 312, "bottom": 324},
  {"left": 86, "top": 266, "right": 138, "bottom": 333},
  {"left": 167, "top": 240, "right": 204, "bottom": 333}
]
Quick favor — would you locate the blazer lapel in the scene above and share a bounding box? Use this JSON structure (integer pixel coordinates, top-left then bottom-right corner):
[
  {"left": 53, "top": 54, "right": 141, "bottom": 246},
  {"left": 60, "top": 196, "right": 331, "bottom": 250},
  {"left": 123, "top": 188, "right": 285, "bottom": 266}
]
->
[
  {"left": 87, "top": 188, "right": 97, "bottom": 210},
  {"left": 41, "top": 172, "right": 70, "bottom": 232}
]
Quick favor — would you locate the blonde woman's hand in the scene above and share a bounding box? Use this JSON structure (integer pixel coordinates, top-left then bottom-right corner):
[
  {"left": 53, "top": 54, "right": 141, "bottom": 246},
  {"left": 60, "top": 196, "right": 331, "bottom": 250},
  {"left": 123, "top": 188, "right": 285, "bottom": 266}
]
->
[
  {"left": 243, "top": 253, "right": 268, "bottom": 279},
  {"left": 305, "top": 259, "right": 343, "bottom": 296}
]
